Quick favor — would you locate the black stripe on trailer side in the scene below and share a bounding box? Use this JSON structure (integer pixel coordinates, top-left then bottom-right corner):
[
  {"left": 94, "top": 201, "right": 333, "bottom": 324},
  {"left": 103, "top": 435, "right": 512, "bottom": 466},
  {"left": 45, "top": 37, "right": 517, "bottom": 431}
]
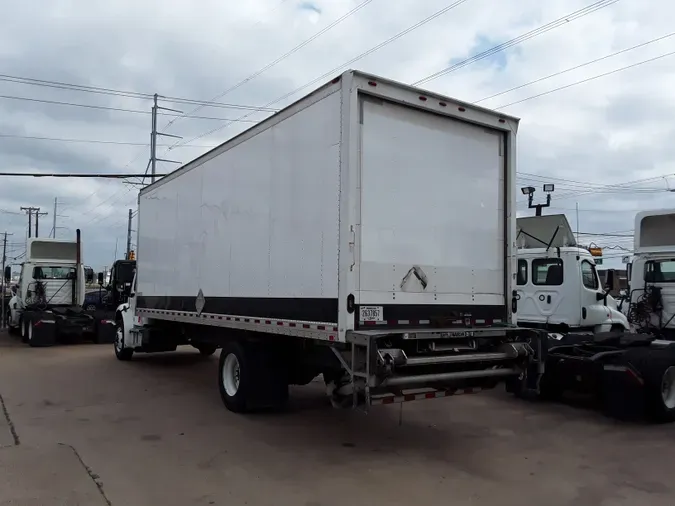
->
[
  {"left": 354, "top": 304, "right": 507, "bottom": 329},
  {"left": 137, "top": 296, "right": 338, "bottom": 323}
]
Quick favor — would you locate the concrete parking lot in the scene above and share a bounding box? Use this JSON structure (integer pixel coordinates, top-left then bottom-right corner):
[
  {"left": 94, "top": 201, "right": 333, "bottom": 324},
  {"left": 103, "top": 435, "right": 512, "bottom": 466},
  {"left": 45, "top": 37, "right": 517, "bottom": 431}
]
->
[{"left": 1, "top": 331, "right": 674, "bottom": 506}]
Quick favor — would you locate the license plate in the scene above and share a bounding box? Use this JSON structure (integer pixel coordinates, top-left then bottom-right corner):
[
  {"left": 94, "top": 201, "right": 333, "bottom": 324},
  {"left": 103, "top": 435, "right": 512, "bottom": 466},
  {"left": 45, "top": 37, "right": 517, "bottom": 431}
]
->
[
  {"left": 441, "top": 331, "right": 473, "bottom": 338},
  {"left": 359, "top": 306, "right": 383, "bottom": 322}
]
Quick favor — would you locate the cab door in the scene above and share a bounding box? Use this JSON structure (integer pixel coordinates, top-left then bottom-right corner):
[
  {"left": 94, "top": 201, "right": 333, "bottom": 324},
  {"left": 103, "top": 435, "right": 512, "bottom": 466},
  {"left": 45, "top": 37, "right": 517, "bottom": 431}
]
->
[
  {"left": 516, "top": 257, "right": 565, "bottom": 325},
  {"left": 580, "top": 259, "right": 610, "bottom": 327}
]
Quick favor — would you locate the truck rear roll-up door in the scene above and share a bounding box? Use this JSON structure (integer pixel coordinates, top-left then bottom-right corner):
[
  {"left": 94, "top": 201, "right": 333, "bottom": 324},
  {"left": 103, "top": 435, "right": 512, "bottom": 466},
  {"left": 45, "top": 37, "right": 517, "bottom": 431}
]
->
[{"left": 356, "top": 96, "right": 506, "bottom": 316}]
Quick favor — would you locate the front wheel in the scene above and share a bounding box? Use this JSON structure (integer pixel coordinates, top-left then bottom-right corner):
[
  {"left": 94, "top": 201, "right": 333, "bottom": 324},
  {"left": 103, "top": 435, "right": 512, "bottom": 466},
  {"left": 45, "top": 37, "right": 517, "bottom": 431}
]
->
[{"left": 114, "top": 321, "right": 133, "bottom": 361}]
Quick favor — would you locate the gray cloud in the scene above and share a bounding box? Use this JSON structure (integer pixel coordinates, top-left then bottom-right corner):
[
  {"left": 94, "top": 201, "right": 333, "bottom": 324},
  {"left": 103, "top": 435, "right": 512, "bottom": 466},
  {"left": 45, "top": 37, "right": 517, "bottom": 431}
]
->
[{"left": 0, "top": 0, "right": 672, "bottom": 269}]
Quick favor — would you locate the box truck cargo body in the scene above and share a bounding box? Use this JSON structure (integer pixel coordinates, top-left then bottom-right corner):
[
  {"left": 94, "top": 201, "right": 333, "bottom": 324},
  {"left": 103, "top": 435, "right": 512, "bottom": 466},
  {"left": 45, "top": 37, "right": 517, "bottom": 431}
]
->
[{"left": 115, "top": 71, "right": 544, "bottom": 412}]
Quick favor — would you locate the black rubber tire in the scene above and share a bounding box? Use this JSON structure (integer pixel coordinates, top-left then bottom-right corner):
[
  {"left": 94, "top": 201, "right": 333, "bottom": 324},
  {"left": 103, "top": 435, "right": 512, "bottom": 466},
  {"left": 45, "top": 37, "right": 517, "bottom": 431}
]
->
[
  {"left": 19, "top": 316, "right": 27, "bottom": 343},
  {"left": 7, "top": 312, "right": 18, "bottom": 335},
  {"left": 195, "top": 344, "right": 217, "bottom": 356},
  {"left": 114, "top": 320, "right": 133, "bottom": 361},
  {"left": 537, "top": 371, "right": 564, "bottom": 401},
  {"left": 218, "top": 341, "right": 288, "bottom": 413},
  {"left": 27, "top": 319, "right": 37, "bottom": 348},
  {"left": 616, "top": 347, "right": 675, "bottom": 423}
]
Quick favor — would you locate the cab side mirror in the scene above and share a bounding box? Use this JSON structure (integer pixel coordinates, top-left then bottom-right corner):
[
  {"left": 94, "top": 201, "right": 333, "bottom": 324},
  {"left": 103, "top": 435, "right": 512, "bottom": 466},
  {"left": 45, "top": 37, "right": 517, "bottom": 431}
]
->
[
  {"left": 4, "top": 265, "right": 10, "bottom": 283},
  {"left": 97, "top": 272, "right": 104, "bottom": 286},
  {"left": 604, "top": 269, "right": 618, "bottom": 293}
]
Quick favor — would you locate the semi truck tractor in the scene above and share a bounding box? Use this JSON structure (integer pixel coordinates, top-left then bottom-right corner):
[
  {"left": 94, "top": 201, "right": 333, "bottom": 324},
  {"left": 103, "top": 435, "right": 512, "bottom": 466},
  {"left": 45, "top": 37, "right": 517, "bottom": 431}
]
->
[
  {"left": 514, "top": 212, "right": 675, "bottom": 422},
  {"left": 515, "top": 214, "right": 629, "bottom": 334},
  {"left": 113, "top": 70, "right": 546, "bottom": 412},
  {"left": 6, "top": 230, "right": 100, "bottom": 346},
  {"left": 625, "top": 209, "right": 675, "bottom": 338}
]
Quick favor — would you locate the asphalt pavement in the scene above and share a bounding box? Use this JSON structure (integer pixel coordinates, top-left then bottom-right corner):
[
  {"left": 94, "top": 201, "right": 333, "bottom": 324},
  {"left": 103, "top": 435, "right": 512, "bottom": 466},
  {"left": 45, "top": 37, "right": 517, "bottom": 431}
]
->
[{"left": 1, "top": 331, "right": 674, "bottom": 505}]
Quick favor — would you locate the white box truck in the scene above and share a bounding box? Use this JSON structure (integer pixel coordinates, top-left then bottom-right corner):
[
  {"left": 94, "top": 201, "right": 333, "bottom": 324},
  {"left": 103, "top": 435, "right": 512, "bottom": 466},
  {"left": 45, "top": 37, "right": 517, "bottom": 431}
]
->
[{"left": 113, "top": 71, "right": 545, "bottom": 412}]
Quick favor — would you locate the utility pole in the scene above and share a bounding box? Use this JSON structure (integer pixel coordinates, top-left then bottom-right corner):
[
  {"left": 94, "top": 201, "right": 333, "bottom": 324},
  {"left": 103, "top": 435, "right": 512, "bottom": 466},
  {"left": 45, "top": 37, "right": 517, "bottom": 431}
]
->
[
  {"left": 126, "top": 209, "right": 133, "bottom": 259},
  {"left": 149, "top": 93, "right": 182, "bottom": 184},
  {"left": 150, "top": 94, "right": 157, "bottom": 183},
  {"left": 20, "top": 206, "right": 39, "bottom": 238},
  {"left": 52, "top": 197, "right": 57, "bottom": 238},
  {"left": 1, "top": 232, "right": 13, "bottom": 329},
  {"left": 35, "top": 210, "right": 48, "bottom": 238}
]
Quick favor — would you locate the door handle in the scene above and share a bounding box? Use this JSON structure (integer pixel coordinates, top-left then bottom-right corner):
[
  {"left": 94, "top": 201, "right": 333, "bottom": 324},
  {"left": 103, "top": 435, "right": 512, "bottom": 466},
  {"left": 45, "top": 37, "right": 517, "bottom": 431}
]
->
[{"left": 547, "top": 295, "right": 551, "bottom": 304}]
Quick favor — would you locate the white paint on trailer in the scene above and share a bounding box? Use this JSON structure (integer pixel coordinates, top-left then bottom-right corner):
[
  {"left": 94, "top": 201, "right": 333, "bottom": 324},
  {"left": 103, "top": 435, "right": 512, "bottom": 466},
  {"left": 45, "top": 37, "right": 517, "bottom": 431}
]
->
[
  {"left": 134, "top": 71, "right": 519, "bottom": 341},
  {"left": 357, "top": 97, "right": 506, "bottom": 306},
  {"left": 137, "top": 86, "right": 342, "bottom": 302}
]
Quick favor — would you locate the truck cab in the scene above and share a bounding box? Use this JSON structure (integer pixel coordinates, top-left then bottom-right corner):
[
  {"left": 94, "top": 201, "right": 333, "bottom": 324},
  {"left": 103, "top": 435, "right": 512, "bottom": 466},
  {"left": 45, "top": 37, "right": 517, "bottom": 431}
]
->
[
  {"left": 625, "top": 209, "right": 675, "bottom": 339},
  {"left": 515, "top": 214, "right": 628, "bottom": 334},
  {"left": 6, "top": 232, "right": 93, "bottom": 346}
]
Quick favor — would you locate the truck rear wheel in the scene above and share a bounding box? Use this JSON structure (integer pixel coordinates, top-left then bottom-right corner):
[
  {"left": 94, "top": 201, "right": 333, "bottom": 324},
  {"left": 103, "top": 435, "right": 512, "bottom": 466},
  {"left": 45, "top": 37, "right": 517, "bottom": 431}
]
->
[
  {"left": 114, "top": 321, "right": 133, "bottom": 361},
  {"left": 609, "top": 347, "right": 675, "bottom": 423},
  {"left": 218, "top": 340, "right": 288, "bottom": 413}
]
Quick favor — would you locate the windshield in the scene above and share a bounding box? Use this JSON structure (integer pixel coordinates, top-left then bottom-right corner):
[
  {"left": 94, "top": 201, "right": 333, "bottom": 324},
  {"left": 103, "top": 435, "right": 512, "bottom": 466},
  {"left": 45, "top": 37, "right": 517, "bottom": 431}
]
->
[
  {"left": 645, "top": 259, "right": 675, "bottom": 283},
  {"left": 33, "top": 266, "right": 76, "bottom": 280},
  {"left": 114, "top": 262, "right": 136, "bottom": 283}
]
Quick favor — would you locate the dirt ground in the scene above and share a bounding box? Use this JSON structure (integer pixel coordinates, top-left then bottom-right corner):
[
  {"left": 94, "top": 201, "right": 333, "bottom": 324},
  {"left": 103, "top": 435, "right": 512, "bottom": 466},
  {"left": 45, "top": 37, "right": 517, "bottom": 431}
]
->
[{"left": 1, "top": 331, "right": 674, "bottom": 506}]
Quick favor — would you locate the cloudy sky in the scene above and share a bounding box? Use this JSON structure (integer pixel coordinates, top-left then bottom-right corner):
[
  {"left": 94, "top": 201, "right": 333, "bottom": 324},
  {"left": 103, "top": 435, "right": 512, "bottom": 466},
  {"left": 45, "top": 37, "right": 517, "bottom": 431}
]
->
[{"left": 0, "top": 0, "right": 672, "bottom": 270}]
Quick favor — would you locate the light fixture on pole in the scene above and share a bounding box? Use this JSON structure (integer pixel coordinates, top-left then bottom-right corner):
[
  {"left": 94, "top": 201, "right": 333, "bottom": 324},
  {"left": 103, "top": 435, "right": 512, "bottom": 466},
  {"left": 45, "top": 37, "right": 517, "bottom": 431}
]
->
[{"left": 520, "top": 184, "right": 554, "bottom": 216}]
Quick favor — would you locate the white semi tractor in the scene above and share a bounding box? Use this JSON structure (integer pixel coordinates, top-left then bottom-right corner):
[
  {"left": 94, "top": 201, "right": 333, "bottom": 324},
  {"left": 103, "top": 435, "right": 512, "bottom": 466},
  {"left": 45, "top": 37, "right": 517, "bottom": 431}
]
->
[
  {"left": 112, "top": 70, "right": 546, "bottom": 412},
  {"left": 6, "top": 231, "right": 110, "bottom": 346},
  {"left": 624, "top": 209, "right": 675, "bottom": 339},
  {"left": 515, "top": 214, "right": 629, "bottom": 335}
]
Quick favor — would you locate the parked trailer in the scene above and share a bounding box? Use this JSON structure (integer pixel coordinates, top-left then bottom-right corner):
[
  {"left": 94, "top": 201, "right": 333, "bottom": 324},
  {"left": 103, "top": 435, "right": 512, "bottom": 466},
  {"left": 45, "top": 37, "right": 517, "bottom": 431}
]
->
[{"left": 113, "top": 70, "right": 546, "bottom": 412}]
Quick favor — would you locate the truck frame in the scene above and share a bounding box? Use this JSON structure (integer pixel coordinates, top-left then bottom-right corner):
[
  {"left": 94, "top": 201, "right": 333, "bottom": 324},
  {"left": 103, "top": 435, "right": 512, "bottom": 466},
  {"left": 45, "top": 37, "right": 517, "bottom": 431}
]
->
[{"left": 113, "top": 70, "right": 546, "bottom": 412}]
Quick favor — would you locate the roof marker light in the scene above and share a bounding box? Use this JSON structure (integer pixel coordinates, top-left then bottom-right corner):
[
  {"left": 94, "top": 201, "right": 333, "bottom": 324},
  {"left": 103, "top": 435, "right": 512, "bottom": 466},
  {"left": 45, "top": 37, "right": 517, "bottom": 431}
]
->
[
  {"left": 439, "top": 101, "right": 447, "bottom": 107},
  {"left": 419, "top": 96, "right": 427, "bottom": 101},
  {"left": 367, "top": 81, "right": 377, "bottom": 87}
]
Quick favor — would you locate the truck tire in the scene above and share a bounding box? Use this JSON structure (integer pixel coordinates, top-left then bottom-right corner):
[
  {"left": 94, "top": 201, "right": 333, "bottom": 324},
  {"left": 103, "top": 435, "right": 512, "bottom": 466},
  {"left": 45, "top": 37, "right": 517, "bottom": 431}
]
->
[
  {"left": 218, "top": 340, "right": 288, "bottom": 413},
  {"left": 19, "top": 316, "right": 27, "bottom": 343},
  {"left": 194, "top": 344, "right": 217, "bottom": 356},
  {"left": 25, "top": 317, "right": 56, "bottom": 348},
  {"left": 612, "top": 347, "right": 675, "bottom": 423},
  {"left": 114, "top": 320, "right": 133, "bottom": 361},
  {"left": 6, "top": 311, "right": 17, "bottom": 335}
]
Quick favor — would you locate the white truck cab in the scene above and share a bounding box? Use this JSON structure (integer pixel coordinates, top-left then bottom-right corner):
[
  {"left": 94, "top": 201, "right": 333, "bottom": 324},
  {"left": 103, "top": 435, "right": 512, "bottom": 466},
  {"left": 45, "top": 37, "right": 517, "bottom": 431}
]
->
[
  {"left": 7, "top": 234, "right": 87, "bottom": 344},
  {"left": 516, "top": 214, "right": 628, "bottom": 334},
  {"left": 625, "top": 209, "right": 675, "bottom": 338}
]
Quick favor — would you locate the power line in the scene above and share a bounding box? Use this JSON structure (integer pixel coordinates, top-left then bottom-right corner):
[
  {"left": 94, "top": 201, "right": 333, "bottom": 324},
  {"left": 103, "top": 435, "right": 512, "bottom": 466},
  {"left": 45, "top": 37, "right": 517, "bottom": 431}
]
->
[
  {"left": 165, "top": 0, "right": 375, "bottom": 139},
  {"left": 476, "top": 31, "right": 675, "bottom": 104},
  {"left": 0, "top": 172, "right": 169, "bottom": 178},
  {"left": 0, "top": 94, "right": 261, "bottom": 121},
  {"left": 252, "top": 0, "right": 473, "bottom": 109},
  {"left": 496, "top": 50, "right": 675, "bottom": 110},
  {"left": 0, "top": 74, "right": 279, "bottom": 112},
  {"left": 412, "top": 0, "right": 620, "bottom": 86},
  {"left": 0, "top": 133, "right": 215, "bottom": 148},
  {"left": 172, "top": 0, "right": 617, "bottom": 149}
]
